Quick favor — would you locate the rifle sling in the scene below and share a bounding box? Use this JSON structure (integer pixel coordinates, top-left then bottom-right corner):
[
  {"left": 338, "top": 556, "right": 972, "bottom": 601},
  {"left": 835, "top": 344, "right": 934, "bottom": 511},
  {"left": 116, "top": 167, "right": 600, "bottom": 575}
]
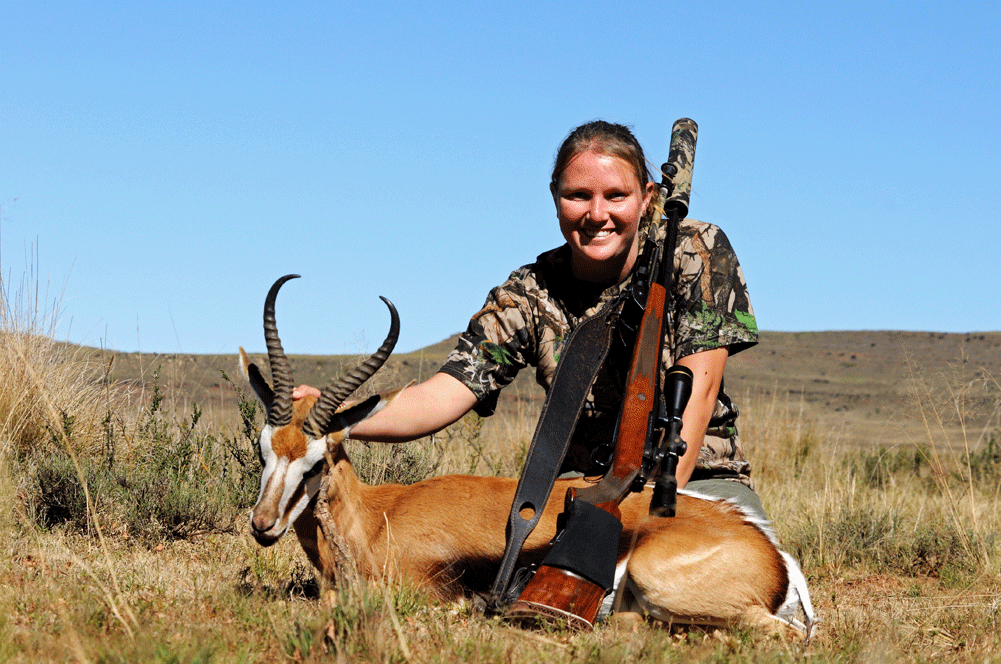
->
[{"left": 487, "top": 300, "right": 619, "bottom": 609}]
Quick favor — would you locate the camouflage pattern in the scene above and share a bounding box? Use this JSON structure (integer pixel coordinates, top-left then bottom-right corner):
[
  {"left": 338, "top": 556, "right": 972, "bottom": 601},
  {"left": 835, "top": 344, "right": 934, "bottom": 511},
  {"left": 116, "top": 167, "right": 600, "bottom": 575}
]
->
[
  {"left": 439, "top": 218, "right": 758, "bottom": 486},
  {"left": 660, "top": 118, "right": 698, "bottom": 218}
]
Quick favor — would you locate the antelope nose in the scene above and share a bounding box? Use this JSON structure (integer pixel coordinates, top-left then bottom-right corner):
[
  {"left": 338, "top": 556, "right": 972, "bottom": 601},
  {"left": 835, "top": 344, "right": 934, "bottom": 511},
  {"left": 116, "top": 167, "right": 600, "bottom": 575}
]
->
[{"left": 251, "top": 511, "right": 275, "bottom": 535}]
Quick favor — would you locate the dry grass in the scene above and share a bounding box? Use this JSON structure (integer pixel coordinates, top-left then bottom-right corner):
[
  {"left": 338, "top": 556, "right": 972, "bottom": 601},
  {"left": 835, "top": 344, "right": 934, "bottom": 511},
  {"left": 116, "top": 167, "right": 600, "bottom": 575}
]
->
[
  {"left": 740, "top": 372, "right": 1001, "bottom": 663},
  {"left": 5, "top": 386, "right": 998, "bottom": 662},
  {"left": 0, "top": 274, "right": 115, "bottom": 459},
  {"left": 0, "top": 269, "right": 120, "bottom": 556},
  {"left": 1, "top": 270, "right": 1000, "bottom": 662}
]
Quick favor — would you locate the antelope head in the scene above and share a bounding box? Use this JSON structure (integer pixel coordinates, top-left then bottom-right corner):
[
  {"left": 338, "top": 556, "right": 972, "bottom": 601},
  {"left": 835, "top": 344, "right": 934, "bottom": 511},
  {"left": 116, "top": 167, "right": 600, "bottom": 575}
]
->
[{"left": 240, "top": 274, "right": 401, "bottom": 546}]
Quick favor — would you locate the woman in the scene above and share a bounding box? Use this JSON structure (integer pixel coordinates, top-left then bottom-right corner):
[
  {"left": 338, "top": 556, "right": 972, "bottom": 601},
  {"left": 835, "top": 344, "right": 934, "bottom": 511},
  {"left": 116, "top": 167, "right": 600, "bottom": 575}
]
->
[{"left": 295, "top": 120, "right": 763, "bottom": 518}]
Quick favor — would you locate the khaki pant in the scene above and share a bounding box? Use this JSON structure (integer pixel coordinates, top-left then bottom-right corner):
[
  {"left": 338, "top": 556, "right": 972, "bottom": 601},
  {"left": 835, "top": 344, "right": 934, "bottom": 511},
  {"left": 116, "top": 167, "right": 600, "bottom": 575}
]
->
[
  {"left": 558, "top": 472, "right": 769, "bottom": 523},
  {"left": 685, "top": 478, "right": 768, "bottom": 522}
]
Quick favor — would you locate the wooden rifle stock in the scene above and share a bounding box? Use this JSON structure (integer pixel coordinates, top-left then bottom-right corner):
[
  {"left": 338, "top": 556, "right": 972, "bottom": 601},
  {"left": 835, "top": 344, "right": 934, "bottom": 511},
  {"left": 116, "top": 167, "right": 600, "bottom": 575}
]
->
[
  {"left": 506, "top": 279, "right": 668, "bottom": 629},
  {"left": 504, "top": 119, "right": 698, "bottom": 630}
]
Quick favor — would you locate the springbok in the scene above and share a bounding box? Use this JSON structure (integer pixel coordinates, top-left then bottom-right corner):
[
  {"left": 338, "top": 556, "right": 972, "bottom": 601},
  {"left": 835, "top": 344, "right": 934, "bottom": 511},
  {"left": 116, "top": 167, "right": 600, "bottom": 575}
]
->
[{"left": 241, "top": 275, "right": 815, "bottom": 636}]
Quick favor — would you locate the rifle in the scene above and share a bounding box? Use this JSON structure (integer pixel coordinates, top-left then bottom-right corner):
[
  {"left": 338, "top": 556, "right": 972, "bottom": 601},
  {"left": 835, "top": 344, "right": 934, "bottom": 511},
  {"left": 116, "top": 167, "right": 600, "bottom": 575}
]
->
[{"left": 501, "top": 119, "right": 699, "bottom": 629}]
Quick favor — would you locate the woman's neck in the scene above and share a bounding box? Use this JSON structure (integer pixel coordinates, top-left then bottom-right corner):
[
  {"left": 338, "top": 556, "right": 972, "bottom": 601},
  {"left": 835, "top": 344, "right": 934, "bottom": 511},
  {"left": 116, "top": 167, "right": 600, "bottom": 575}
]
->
[{"left": 570, "top": 248, "right": 636, "bottom": 285}]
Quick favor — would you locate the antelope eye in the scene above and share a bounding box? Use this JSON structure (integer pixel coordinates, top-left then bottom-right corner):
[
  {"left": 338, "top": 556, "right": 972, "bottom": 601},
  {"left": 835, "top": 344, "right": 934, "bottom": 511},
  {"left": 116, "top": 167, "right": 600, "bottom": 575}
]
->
[{"left": 302, "top": 461, "right": 324, "bottom": 482}]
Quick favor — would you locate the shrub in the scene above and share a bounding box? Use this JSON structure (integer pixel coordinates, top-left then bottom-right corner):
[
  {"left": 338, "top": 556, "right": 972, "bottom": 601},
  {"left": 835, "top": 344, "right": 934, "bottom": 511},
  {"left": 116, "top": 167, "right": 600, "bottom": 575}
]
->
[
  {"left": 844, "top": 445, "right": 929, "bottom": 489},
  {"left": 17, "top": 367, "right": 261, "bottom": 543},
  {"left": 962, "top": 430, "right": 1001, "bottom": 488}
]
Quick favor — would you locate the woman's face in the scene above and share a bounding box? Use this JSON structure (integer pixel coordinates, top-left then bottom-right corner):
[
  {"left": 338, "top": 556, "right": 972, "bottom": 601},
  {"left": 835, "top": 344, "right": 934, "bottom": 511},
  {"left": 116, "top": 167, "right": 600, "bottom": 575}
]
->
[{"left": 552, "top": 150, "right": 655, "bottom": 283}]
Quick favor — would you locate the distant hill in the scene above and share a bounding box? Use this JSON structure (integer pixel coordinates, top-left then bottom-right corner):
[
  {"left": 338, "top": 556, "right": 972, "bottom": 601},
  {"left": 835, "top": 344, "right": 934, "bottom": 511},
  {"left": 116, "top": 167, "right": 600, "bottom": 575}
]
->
[
  {"left": 725, "top": 330, "right": 999, "bottom": 450},
  {"left": 92, "top": 330, "right": 1000, "bottom": 451}
]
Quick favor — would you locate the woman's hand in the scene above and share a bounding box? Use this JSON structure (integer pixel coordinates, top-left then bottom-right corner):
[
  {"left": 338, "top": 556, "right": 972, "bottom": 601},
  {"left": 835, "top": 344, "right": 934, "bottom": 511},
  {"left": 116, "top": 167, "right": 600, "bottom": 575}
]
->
[{"left": 292, "top": 385, "right": 321, "bottom": 400}]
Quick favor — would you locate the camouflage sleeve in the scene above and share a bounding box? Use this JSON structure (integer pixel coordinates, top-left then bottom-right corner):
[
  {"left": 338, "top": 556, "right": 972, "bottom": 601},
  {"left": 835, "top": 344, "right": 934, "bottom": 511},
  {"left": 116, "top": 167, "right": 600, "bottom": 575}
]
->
[
  {"left": 672, "top": 220, "right": 758, "bottom": 360},
  {"left": 438, "top": 268, "right": 538, "bottom": 417}
]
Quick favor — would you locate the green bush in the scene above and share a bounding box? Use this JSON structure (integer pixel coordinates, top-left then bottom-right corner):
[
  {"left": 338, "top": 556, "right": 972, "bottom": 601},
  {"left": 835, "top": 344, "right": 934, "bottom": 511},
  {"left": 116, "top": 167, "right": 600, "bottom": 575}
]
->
[
  {"left": 962, "top": 431, "right": 1001, "bottom": 487},
  {"left": 844, "top": 445, "right": 928, "bottom": 489},
  {"left": 787, "top": 498, "right": 988, "bottom": 579},
  {"left": 27, "top": 450, "right": 96, "bottom": 531},
  {"left": 346, "top": 437, "right": 444, "bottom": 486},
  {"left": 18, "top": 370, "right": 261, "bottom": 543}
]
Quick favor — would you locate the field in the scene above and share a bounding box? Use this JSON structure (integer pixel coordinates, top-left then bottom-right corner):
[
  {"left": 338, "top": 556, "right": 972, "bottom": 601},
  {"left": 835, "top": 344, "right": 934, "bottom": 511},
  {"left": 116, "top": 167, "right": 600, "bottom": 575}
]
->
[{"left": 1, "top": 283, "right": 999, "bottom": 662}]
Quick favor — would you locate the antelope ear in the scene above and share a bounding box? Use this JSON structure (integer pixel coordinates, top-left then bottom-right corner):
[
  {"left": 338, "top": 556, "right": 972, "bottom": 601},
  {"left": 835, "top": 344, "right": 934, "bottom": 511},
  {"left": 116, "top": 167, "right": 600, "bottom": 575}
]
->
[{"left": 239, "top": 347, "right": 274, "bottom": 412}]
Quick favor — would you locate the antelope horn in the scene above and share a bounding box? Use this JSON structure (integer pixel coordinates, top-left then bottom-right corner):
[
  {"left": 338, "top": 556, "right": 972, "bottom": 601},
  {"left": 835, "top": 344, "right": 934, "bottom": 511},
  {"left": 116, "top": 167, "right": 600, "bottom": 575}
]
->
[
  {"left": 303, "top": 297, "right": 400, "bottom": 438},
  {"left": 263, "top": 274, "right": 300, "bottom": 427}
]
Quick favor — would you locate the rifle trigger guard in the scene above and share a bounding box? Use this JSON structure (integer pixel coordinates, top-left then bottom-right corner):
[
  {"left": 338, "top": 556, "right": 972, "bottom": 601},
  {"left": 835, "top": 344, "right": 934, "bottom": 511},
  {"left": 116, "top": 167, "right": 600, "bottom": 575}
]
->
[{"left": 589, "top": 443, "right": 614, "bottom": 471}]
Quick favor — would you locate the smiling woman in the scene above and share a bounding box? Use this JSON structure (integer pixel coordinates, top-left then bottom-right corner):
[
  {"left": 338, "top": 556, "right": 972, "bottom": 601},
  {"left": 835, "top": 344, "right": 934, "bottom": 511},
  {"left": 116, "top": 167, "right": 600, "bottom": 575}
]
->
[{"left": 297, "top": 120, "right": 760, "bottom": 503}]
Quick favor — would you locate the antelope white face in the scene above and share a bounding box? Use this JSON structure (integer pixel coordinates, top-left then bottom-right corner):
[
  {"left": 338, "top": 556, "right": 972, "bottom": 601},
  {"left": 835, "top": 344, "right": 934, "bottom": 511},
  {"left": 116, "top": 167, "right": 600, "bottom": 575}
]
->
[
  {"left": 249, "top": 413, "right": 329, "bottom": 546},
  {"left": 240, "top": 377, "right": 397, "bottom": 546},
  {"left": 239, "top": 344, "right": 329, "bottom": 545}
]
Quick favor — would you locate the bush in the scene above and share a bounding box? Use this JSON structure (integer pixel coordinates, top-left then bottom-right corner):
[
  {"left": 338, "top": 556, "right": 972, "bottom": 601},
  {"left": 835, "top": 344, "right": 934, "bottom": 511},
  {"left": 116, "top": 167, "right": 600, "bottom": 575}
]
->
[
  {"left": 786, "top": 484, "right": 991, "bottom": 580},
  {"left": 844, "top": 445, "right": 929, "bottom": 489},
  {"left": 962, "top": 431, "right": 1001, "bottom": 487},
  {"left": 17, "top": 369, "right": 261, "bottom": 543},
  {"left": 346, "top": 436, "right": 445, "bottom": 486},
  {"left": 27, "top": 450, "right": 94, "bottom": 531}
]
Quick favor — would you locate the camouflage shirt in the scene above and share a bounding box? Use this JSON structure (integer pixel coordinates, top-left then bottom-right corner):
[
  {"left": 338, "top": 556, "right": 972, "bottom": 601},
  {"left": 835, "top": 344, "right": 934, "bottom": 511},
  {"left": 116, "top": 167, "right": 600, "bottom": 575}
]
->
[{"left": 439, "top": 219, "right": 758, "bottom": 486}]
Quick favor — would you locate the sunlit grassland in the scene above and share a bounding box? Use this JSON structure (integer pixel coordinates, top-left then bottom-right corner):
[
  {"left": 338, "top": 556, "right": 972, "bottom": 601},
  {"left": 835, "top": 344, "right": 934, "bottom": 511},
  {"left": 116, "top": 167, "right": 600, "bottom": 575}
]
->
[{"left": 1, "top": 269, "right": 999, "bottom": 663}]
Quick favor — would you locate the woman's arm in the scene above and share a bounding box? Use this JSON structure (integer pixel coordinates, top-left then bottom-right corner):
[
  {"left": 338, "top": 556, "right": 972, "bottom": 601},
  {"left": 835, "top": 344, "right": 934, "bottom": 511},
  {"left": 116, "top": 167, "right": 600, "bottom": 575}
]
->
[
  {"left": 293, "top": 345, "right": 726, "bottom": 475},
  {"left": 674, "top": 346, "right": 728, "bottom": 488},
  {"left": 294, "top": 372, "right": 479, "bottom": 443}
]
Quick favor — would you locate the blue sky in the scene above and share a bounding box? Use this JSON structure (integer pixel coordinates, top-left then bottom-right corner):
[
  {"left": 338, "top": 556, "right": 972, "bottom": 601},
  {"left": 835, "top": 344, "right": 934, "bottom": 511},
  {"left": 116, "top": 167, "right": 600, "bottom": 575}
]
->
[{"left": 2, "top": 1, "right": 998, "bottom": 356}]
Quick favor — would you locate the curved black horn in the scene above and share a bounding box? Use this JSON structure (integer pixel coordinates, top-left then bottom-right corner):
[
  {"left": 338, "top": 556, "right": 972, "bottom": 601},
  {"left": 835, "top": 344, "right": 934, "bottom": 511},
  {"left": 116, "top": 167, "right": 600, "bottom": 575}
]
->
[
  {"left": 263, "top": 274, "right": 300, "bottom": 426},
  {"left": 303, "top": 297, "right": 400, "bottom": 438}
]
